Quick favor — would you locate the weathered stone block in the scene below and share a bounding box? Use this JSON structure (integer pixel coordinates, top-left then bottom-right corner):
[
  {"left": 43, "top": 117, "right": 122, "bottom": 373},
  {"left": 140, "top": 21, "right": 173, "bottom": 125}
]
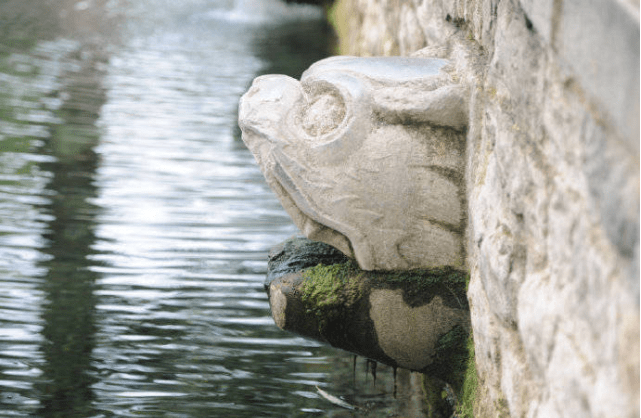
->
[{"left": 265, "top": 237, "right": 471, "bottom": 382}]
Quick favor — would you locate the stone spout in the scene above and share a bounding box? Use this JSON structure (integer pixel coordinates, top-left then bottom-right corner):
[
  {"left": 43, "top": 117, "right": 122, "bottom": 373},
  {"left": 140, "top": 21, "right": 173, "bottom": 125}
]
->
[
  {"left": 266, "top": 237, "right": 470, "bottom": 383},
  {"left": 239, "top": 56, "right": 468, "bottom": 271}
]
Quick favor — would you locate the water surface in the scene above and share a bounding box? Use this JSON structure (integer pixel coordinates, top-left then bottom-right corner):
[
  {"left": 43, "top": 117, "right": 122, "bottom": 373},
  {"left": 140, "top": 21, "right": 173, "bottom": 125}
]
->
[{"left": 0, "top": 1, "right": 418, "bottom": 416}]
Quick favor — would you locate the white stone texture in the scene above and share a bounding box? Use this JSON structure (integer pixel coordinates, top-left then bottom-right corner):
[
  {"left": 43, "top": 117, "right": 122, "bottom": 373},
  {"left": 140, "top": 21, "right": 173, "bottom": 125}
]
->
[
  {"left": 329, "top": 0, "right": 639, "bottom": 416},
  {"left": 239, "top": 56, "right": 468, "bottom": 270}
]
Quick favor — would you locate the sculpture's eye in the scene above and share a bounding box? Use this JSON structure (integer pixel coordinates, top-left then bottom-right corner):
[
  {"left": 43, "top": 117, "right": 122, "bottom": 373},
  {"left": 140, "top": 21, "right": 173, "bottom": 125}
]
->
[{"left": 301, "top": 89, "right": 346, "bottom": 138}]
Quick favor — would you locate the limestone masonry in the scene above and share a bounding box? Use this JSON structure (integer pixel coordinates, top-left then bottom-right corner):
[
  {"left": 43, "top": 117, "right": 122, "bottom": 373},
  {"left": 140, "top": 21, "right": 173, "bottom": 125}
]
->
[{"left": 330, "top": 0, "right": 639, "bottom": 416}]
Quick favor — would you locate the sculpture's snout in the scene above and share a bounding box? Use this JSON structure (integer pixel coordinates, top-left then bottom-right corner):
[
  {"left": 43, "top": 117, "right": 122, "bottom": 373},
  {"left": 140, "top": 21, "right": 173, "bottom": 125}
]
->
[{"left": 238, "top": 74, "right": 302, "bottom": 145}]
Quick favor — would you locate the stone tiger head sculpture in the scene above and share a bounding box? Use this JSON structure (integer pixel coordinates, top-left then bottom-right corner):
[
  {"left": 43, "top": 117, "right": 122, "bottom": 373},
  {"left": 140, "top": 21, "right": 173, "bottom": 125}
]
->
[{"left": 239, "top": 56, "right": 468, "bottom": 270}]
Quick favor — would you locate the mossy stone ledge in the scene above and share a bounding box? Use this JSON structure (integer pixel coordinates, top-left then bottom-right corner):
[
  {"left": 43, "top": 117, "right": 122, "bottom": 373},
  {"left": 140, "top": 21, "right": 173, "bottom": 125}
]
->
[{"left": 265, "top": 238, "right": 471, "bottom": 383}]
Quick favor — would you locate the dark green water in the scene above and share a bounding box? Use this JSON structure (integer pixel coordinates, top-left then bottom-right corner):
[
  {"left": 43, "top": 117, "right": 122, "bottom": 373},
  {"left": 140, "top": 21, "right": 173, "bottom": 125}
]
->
[{"left": 0, "top": 1, "right": 421, "bottom": 417}]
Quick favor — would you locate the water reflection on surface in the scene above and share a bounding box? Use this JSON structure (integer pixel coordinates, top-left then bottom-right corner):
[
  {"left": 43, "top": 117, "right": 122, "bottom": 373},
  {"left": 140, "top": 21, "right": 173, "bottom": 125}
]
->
[{"left": 0, "top": 1, "right": 417, "bottom": 417}]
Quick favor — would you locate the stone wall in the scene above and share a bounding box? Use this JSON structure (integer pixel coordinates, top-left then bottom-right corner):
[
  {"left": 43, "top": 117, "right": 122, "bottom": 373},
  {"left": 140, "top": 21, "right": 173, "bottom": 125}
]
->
[{"left": 329, "top": 0, "right": 640, "bottom": 417}]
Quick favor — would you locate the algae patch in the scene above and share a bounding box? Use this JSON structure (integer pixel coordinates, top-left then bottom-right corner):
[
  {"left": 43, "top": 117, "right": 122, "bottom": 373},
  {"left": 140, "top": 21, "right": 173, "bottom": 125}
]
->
[
  {"left": 370, "top": 267, "right": 469, "bottom": 310},
  {"left": 455, "top": 335, "right": 478, "bottom": 418},
  {"left": 298, "top": 261, "right": 477, "bottom": 417},
  {"left": 299, "top": 262, "right": 364, "bottom": 332},
  {"left": 421, "top": 332, "right": 477, "bottom": 418}
]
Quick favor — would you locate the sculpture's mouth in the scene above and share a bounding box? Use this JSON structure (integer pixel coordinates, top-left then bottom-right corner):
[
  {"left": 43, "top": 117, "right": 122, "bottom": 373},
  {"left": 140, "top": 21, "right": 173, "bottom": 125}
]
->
[{"left": 269, "top": 156, "right": 358, "bottom": 261}]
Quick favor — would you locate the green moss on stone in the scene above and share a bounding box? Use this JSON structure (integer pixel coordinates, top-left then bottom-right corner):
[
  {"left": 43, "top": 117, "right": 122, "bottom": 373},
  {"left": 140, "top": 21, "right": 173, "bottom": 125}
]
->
[
  {"left": 375, "top": 266, "right": 467, "bottom": 287},
  {"left": 421, "top": 332, "right": 477, "bottom": 418},
  {"left": 369, "top": 267, "right": 469, "bottom": 310},
  {"left": 300, "top": 262, "right": 364, "bottom": 333},
  {"left": 300, "top": 261, "right": 477, "bottom": 416},
  {"left": 431, "top": 325, "right": 469, "bottom": 389},
  {"left": 422, "top": 374, "right": 453, "bottom": 418},
  {"left": 455, "top": 335, "right": 477, "bottom": 418},
  {"left": 370, "top": 267, "right": 468, "bottom": 296}
]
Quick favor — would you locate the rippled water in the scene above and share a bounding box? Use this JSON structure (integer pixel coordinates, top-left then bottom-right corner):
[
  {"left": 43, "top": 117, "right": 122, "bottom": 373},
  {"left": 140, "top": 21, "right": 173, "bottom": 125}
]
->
[{"left": 0, "top": 1, "right": 419, "bottom": 417}]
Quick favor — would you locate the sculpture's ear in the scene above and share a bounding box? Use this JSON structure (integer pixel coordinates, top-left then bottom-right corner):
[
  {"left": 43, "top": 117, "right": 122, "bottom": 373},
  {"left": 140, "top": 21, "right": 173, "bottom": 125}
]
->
[{"left": 373, "top": 84, "right": 469, "bottom": 131}]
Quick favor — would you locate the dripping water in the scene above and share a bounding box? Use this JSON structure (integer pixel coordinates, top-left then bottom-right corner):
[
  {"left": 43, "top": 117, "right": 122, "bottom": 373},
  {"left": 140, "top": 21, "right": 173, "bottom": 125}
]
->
[
  {"left": 393, "top": 366, "right": 398, "bottom": 399},
  {"left": 0, "top": 1, "right": 412, "bottom": 416}
]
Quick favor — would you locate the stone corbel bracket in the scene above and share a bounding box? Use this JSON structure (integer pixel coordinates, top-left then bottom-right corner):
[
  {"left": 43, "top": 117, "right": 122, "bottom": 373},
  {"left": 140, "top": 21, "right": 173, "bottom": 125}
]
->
[
  {"left": 239, "top": 56, "right": 469, "bottom": 271},
  {"left": 264, "top": 236, "right": 471, "bottom": 379}
]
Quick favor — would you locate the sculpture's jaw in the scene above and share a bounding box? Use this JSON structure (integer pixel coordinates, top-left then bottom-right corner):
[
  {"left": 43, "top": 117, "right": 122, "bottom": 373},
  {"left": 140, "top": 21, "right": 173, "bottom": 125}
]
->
[{"left": 265, "top": 158, "right": 357, "bottom": 261}]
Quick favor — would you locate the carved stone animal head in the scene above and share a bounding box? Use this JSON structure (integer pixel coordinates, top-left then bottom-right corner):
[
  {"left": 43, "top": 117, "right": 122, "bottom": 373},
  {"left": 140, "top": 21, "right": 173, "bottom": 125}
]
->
[{"left": 239, "top": 56, "right": 468, "bottom": 270}]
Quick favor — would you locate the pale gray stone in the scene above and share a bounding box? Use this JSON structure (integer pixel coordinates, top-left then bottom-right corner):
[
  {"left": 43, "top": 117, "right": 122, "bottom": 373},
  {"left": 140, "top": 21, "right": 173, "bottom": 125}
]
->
[
  {"left": 239, "top": 56, "right": 468, "bottom": 270},
  {"left": 369, "top": 288, "right": 469, "bottom": 371},
  {"left": 556, "top": 0, "right": 640, "bottom": 150}
]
